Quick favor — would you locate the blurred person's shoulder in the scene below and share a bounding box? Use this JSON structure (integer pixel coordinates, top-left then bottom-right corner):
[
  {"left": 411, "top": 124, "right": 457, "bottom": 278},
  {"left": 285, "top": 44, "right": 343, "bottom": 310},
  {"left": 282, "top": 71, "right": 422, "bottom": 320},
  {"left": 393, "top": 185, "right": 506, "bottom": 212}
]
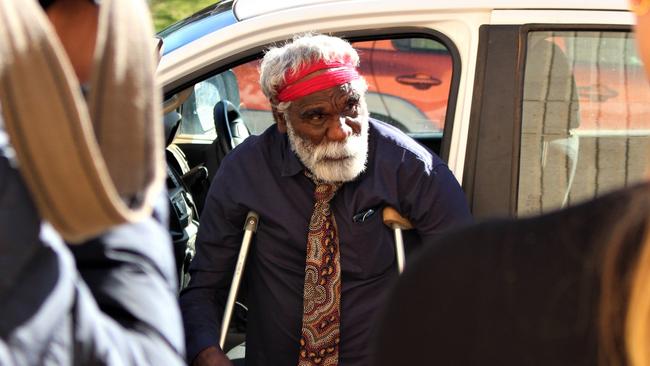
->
[
  {"left": 374, "top": 182, "right": 650, "bottom": 366},
  {"left": 418, "top": 182, "right": 650, "bottom": 256}
]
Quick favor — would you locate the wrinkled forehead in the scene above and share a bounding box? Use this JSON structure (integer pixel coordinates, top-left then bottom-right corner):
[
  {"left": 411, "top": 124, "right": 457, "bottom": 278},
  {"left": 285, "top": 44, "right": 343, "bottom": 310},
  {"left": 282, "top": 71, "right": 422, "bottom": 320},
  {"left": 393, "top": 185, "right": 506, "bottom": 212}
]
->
[{"left": 290, "top": 82, "right": 362, "bottom": 109}]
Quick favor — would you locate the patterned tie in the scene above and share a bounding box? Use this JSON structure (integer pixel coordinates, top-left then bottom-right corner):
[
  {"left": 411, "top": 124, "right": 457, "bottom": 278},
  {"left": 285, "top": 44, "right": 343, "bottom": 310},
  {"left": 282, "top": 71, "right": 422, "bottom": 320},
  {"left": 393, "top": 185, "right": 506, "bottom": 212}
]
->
[{"left": 299, "top": 174, "right": 342, "bottom": 366}]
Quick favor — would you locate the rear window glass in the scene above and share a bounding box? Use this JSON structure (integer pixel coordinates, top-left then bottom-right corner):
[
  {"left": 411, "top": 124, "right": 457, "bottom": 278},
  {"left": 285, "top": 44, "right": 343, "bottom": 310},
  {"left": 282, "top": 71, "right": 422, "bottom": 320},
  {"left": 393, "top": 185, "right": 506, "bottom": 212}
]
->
[{"left": 518, "top": 30, "right": 650, "bottom": 216}]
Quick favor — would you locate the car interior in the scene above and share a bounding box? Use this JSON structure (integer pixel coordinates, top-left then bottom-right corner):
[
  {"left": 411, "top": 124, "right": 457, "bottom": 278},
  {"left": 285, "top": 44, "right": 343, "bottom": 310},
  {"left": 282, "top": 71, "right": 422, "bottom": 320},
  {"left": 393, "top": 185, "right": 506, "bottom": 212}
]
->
[{"left": 163, "top": 70, "right": 251, "bottom": 352}]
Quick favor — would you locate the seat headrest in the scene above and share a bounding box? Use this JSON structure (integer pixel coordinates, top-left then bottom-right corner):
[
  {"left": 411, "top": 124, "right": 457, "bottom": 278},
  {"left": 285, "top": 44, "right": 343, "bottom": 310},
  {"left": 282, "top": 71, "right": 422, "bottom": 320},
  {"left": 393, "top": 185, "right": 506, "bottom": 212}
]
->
[{"left": 163, "top": 111, "right": 182, "bottom": 147}]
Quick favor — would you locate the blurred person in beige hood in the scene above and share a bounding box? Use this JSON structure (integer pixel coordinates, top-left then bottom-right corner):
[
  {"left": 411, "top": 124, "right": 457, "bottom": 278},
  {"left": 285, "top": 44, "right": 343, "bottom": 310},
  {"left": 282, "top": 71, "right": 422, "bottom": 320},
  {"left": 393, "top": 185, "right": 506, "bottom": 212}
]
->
[{"left": 0, "top": 0, "right": 184, "bottom": 364}]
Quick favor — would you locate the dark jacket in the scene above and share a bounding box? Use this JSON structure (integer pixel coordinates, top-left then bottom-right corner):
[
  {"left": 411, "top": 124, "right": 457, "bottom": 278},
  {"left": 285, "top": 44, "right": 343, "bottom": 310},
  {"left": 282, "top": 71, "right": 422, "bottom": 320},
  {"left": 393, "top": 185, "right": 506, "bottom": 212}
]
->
[{"left": 373, "top": 183, "right": 650, "bottom": 366}]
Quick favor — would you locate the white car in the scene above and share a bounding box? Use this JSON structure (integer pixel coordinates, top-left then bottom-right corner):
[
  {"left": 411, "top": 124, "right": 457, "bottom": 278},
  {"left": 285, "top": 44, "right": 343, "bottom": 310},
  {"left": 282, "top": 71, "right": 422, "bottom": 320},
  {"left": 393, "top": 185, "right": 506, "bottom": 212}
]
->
[
  {"left": 157, "top": 0, "right": 650, "bottom": 354},
  {"left": 160, "top": 0, "right": 649, "bottom": 255},
  {"left": 160, "top": 0, "right": 648, "bottom": 221}
]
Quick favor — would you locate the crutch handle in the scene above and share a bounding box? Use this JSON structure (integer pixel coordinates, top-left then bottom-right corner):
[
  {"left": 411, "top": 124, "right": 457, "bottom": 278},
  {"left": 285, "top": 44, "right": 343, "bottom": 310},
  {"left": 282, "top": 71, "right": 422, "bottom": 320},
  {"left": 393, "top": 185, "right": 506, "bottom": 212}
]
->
[
  {"left": 382, "top": 206, "right": 413, "bottom": 230},
  {"left": 244, "top": 211, "right": 260, "bottom": 232},
  {"left": 382, "top": 207, "right": 413, "bottom": 274}
]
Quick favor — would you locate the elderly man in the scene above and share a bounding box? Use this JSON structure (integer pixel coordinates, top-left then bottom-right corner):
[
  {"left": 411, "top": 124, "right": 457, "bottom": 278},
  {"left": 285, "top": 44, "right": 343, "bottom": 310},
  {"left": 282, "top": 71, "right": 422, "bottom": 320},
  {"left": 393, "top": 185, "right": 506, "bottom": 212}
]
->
[{"left": 180, "top": 34, "right": 472, "bottom": 366}]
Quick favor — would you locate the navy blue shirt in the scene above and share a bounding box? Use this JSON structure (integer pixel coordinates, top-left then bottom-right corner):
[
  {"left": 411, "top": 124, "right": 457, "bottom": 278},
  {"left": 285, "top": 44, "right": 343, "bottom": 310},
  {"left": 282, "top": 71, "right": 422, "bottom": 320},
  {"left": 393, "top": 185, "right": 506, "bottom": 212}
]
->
[{"left": 180, "top": 119, "right": 471, "bottom": 365}]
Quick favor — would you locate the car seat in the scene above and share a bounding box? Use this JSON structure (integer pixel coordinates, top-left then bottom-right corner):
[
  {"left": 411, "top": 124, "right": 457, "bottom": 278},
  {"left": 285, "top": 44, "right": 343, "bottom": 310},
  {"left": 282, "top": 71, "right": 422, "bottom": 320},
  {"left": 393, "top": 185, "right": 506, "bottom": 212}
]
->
[
  {"left": 204, "top": 70, "right": 251, "bottom": 181},
  {"left": 164, "top": 110, "right": 199, "bottom": 289},
  {"left": 521, "top": 37, "right": 581, "bottom": 212}
]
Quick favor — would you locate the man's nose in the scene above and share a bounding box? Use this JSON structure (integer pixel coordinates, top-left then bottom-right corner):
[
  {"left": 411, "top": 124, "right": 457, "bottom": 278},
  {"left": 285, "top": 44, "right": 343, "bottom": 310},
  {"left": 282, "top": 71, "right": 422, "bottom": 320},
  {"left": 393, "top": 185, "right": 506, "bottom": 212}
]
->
[{"left": 326, "top": 116, "right": 354, "bottom": 142}]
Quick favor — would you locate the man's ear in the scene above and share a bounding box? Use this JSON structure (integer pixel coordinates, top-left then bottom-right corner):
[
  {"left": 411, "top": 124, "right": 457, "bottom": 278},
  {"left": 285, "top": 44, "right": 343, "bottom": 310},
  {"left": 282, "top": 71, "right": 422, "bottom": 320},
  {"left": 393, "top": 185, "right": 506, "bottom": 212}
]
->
[{"left": 272, "top": 107, "right": 287, "bottom": 133}]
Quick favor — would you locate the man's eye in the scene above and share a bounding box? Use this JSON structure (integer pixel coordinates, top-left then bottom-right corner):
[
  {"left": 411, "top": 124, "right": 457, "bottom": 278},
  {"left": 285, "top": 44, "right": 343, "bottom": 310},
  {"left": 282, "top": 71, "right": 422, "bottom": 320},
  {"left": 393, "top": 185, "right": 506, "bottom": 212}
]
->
[
  {"left": 346, "top": 100, "right": 359, "bottom": 111},
  {"left": 304, "top": 112, "right": 326, "bottom": 121},
  {"left": 343, "top": 102, "right": 360, "bottom": 117}
]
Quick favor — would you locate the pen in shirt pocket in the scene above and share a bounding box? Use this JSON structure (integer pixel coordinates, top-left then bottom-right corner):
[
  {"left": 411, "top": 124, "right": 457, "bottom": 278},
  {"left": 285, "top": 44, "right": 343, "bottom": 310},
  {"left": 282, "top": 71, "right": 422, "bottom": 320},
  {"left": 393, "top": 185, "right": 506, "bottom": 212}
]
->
[{"left": 352, "top": 207, "right": 378, "bottom": 223}]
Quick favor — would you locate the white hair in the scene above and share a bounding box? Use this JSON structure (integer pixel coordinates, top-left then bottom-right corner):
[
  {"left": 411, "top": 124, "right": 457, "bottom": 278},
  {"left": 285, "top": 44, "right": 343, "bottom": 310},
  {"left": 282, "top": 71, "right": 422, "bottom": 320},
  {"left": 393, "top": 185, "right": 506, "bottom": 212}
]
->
[{"left": 259, "top": 33, "right": 367, "bottom": 112}]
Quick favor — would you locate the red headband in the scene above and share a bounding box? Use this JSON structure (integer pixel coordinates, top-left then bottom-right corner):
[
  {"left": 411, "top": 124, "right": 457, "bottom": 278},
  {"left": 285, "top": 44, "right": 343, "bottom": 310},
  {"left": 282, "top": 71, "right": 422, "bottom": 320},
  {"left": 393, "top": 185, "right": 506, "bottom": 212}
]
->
[{"left": 277, "top": 59, "right": 360, "bottom": 102}]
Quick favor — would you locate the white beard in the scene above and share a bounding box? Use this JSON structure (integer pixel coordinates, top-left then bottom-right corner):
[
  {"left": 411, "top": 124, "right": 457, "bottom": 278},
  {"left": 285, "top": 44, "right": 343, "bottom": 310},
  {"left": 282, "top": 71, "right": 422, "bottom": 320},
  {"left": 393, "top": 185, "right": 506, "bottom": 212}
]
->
[{"left": 286, "top": 118, "right": 369, "bottom": 183}]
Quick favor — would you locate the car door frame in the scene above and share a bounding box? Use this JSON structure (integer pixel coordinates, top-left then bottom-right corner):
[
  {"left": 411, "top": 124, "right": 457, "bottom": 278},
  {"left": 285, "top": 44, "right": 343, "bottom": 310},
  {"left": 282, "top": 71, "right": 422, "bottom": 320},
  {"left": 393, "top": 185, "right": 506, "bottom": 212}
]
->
[{"left": 163, "top": 26, "right": 466, "bottom": 168}]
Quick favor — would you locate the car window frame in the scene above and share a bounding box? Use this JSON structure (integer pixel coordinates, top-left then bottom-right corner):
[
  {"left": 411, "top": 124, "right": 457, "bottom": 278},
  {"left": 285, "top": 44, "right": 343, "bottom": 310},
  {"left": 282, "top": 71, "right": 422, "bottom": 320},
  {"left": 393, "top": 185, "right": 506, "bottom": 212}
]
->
[
  {"left": 340, "top": 28, "right": 462, "bottom": 162},
  {"left": 164, "top": 27, "right": 462, "bottom": 161},
  {"left": 464, "top": 23, "right": 634, "bottom": 219}
]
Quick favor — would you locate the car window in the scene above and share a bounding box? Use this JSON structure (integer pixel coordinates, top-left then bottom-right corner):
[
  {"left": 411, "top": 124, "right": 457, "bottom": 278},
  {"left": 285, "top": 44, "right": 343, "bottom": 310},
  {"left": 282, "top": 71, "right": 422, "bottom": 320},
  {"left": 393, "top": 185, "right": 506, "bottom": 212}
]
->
[
  {"left": 176, "top": 36, "right": 455, "bottom": 143},
  {"left": 354, "top": 38, "right": 452, "bottom": 137},
  {"left": 177, "top": 71, "right": 241, "bottom": 139},
  {"left": 518, "top": 30, "right": 650, "bottom": 216}
]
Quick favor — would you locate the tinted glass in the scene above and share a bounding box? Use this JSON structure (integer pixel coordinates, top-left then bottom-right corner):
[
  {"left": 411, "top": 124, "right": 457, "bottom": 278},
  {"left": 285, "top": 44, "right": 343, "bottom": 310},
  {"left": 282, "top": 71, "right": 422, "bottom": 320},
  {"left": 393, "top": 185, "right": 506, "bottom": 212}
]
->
[
  {"left": 177, "top": 72, "right": 242, "bottom": 139},
  {"left": 354, "top": 38, "right": 452, "bottom": 137},
  {"left": 176, "top": 36, "right": 454, "bottom": 142},
  {"left": 518, "top": 31, "right": 650, "bottom": 216}
]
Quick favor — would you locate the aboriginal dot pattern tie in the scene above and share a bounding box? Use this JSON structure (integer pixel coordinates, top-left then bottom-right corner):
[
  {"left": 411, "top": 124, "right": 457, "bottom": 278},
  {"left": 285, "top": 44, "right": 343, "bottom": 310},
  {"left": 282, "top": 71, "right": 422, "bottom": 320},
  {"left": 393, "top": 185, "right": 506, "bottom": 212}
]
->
[{"left": 299, "top": 173, "right": 342, "bottom": 366}]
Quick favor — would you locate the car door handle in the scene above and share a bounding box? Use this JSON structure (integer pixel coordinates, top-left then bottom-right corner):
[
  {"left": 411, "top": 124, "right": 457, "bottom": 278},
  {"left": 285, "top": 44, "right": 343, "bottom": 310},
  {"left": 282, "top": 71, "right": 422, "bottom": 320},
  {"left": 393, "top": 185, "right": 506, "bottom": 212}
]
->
[
  {"left": 577, "top": 84, "right": 618, "bottom": 102},
  {"left": 395, "top": 73, "right": 442, "bottom": 90}
]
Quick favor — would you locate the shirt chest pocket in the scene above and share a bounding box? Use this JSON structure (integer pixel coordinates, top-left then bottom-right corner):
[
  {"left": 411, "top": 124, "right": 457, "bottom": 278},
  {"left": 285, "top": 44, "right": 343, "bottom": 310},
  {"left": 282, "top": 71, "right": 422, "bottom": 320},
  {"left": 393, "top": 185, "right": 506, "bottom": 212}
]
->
[{"left": 338, "top": 208, "right": 396, "bottom": 280}]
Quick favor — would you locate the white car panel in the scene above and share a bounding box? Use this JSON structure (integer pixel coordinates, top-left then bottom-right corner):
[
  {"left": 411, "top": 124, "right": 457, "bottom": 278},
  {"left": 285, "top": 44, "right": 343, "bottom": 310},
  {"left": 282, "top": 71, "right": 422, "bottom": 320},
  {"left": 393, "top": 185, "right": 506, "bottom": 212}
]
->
[
  {"left": 491, "top": 9, "right": 634, "bottom": 25},
  {"left": 234, "top": 0, "right": 629, "bottom": 21},
  {"left": 159, "top": 0, "right": 638, "bottom": 191}
]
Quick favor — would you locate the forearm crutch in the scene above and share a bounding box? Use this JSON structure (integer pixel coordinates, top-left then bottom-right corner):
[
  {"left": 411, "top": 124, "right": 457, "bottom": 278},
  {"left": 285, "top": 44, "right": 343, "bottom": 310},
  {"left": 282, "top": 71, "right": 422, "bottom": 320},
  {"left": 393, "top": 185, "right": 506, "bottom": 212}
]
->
[
  {"left": 382, "top": 207, "right": 413, "bottom": 274},
  {"left": 219, "top": 211, "right": 260, "bottom": 349}
]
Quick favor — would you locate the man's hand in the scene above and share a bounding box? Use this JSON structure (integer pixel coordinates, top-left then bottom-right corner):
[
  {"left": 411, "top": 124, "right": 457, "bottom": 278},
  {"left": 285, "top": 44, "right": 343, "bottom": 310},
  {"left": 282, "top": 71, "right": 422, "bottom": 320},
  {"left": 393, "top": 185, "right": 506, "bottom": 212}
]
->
[{"left": 192, "top": 346, "right": 234, "bottom": 366}]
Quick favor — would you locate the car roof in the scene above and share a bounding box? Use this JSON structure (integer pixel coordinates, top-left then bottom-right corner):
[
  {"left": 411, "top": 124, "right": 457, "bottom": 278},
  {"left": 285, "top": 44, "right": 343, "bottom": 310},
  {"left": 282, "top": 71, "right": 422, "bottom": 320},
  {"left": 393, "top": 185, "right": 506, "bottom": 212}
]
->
[
  {"left": 158, "top": 0, "right": 236, "bottom": 55},
  {"left": 159, "top": 0, "right": 630, "bottom": 55},
  {"left": 233, "top": 0, "right": 630, "bottom": 20}
]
